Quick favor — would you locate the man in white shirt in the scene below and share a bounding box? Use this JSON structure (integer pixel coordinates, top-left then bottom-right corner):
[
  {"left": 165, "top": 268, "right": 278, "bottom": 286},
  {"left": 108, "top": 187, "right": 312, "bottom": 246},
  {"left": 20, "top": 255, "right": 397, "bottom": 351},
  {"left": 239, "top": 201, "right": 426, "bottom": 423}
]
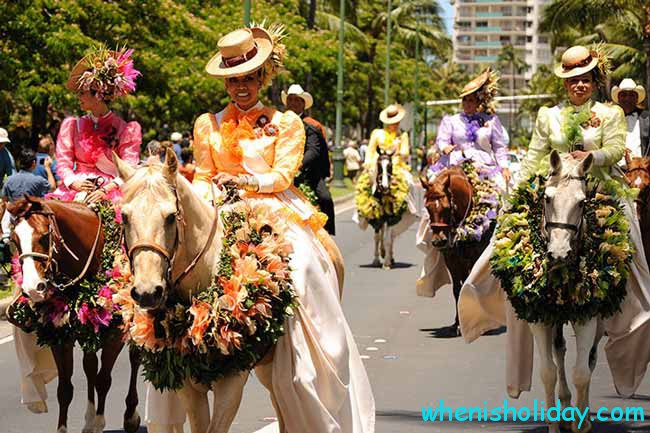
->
[{"left": 612, "top": 78, "right": 649, "bottom": 168}]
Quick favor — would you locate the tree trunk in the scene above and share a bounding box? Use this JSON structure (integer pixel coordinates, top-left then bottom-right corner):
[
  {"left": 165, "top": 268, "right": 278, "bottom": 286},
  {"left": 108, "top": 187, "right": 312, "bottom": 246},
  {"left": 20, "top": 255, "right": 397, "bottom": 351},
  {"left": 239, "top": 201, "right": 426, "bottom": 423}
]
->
[
  {"left": 510, "top": 61, "right": 515, "bottom": 140},
  {"left": 308, "top": 0, "right": 316, "bottom": 29},
  {"left": 30, "top": 97, "right": 49, "bottom": 150},
  {"left": 365, "top": 43, "right": 378, "bottom": 136}
]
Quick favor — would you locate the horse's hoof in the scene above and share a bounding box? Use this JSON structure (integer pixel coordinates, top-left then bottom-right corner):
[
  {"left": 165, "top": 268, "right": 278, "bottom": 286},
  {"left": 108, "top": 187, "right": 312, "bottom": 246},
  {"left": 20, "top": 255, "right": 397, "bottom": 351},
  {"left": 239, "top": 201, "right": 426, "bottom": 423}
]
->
[
  {"left": 27, "top": 401, "right": 48, "bottom": 414},
  {"left": 56, "top": 426, "right": 68, "bottom": 433},
  {"left": 94, "top": 415, "right": 106, "bottom": 433},
  {"left": 382, "top": 263, "right": 392, "bottom": 270},
  {"left": 571, "top": 419, "right": 592, "bottom": 433},
  {"left": 371, "top": 259, "right": 381, "bottom": 267},
  {"left": 123, "top": 410, "right": 141, "bottom": 433}
]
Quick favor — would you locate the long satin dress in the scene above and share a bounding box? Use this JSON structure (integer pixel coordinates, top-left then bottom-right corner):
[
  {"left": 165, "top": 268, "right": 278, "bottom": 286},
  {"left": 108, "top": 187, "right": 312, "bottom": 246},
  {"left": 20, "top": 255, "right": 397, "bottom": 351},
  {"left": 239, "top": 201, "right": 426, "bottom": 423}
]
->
[
  {"left": 192, "top": 101, "right": 375, "bottom": 433},
  {"left": 459, "top": 101, "right": 650, "bottom": 398}
]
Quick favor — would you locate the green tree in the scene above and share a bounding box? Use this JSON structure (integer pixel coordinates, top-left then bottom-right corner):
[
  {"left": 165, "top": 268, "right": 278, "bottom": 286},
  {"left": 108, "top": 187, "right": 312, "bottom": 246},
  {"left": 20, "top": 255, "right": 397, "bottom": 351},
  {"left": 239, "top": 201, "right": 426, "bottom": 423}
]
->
[{"left": 497, "top": 44, "right": 529, "bottom": 138}]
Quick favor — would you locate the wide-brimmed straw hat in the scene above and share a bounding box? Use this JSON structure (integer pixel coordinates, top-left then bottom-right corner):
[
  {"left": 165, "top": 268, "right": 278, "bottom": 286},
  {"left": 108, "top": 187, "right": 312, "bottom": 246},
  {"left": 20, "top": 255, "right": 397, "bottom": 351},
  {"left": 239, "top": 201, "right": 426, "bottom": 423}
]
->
[
  {"left": 612, "top": 78, "right": 646, "bottom": 105},
  {"left": 281, "top": 84, "right": 313, "bottom": 110},
  {"left": 554, "top": 45, "right": 599, "bottom": 78},
  {"left": 379, "top": 104, "right": 406, "bottom": 125},
  {"left": 205, "top": 27, "right": 273, "bottom": 78},
  {"left": 460, "top": 68, "right": 492, "bottom": 98}
]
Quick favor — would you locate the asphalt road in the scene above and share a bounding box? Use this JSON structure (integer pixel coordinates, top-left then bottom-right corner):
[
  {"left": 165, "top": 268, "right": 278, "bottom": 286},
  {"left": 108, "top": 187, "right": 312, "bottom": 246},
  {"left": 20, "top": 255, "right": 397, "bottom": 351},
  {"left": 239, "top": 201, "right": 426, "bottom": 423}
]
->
[{"left": 1, "top": 202, "right": 650, "bottom": 432}]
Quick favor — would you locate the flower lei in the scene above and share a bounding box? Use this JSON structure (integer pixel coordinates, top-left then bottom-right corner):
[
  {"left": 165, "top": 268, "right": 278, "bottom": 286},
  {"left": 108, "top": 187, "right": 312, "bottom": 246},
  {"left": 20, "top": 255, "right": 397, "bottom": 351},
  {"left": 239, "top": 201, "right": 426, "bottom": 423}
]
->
[
  {"left": 454, "top": 161, "right": 499, "bottom": 243},
  {"left": 355, "top": 163, "right": 409, "bottom": 230},
  {"left": 9, "top": 203, "right": 128, "bottom": 352},
  {"left": 460, "top": 112, "right": 489, "bottom": 143},
  {"left": 115, "top": 201, "right": 298, "bottom": 390},
  {"left": 560, "top": 102, "right": 601, "bottom": 152},
  {"left": 77, "top": 46, "right": 140, "bottom": 101},
  {"left": 490, "top": 175, "right": 632, "bottom": 325}
]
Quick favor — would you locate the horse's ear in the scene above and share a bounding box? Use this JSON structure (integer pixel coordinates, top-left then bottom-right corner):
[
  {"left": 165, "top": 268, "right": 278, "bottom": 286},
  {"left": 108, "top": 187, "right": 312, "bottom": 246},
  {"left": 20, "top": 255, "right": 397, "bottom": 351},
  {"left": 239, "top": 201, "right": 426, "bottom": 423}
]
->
[
  {"left": 420, "top": 175, "right": 430, "bottom": 190},
  {"left": 549, "top": 150, "right": 562, "bottom": 176},
  {"left": 113, "top": 152, "right": 135, "bottom": 182},
  {"left": 625, "top": 149, "right": 633, "bottom": 169},
  {"left": 163, "top": 149, "right": 178, "bottom": 184},
  {"left": 577, "top": 153, "right": 594, "bottom": 176}
]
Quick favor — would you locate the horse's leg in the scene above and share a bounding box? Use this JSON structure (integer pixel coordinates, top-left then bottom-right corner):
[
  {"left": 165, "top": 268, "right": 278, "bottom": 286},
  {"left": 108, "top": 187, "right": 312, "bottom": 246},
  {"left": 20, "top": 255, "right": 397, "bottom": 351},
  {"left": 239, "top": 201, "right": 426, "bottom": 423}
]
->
[
  {"left": 585, "top": 320, "right": 605, "bottom": 401},
  {"left": 51, "top": 342, "right": 75, "bottom": 433},
  {"left": 255, "top": 358, "right": 286, "bottom": 433},
  {"left": 383, "top": 225, "right": 394, "bottom": 269},
  {"left": 529, "top": 324, "right": 560, "bottom": 433},
  {"left": 177, "top": 382, "right": 210, "bottom": 433},
  {"left": 552, "top": 324, "right": 572, "bottom": 430},
  {"left": 372, "top": 227, "right": 381, "bottom": 267},
  {"left": 82, "top": 352, "right": 98, "bottom": 433},
  {"left": 571, "top": 318, "right": 598, "bottom": 433},
  {"left": 93, "top": 337, "right": 124, "bottom": 433},
  {"left": 206, "top": 371, "right": 250, "bottom": 433},
  {"left": 123, "top": 346, "right": 141, "bottom": 433}
]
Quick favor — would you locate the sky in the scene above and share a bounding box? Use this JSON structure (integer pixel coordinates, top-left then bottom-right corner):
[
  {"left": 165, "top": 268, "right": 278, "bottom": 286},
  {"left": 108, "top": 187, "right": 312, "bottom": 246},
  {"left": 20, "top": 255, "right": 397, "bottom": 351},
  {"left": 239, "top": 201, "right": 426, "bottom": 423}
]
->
[{"left": 440, "top": 0, "right": 454, "bottom": 35}]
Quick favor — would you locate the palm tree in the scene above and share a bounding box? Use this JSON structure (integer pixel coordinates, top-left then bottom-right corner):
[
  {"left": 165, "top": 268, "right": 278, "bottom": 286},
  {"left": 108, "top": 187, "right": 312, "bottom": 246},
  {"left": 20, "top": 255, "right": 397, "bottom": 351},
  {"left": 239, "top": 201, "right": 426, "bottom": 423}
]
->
[
  {"left": 498, "top": 44, "right": 529, "bottom": 137},
  {"left": 540, "top": 0, "right": 650, "bottom": 108},
  {"left": 317, "top": 0, "right": 450, "bottom": 133}
]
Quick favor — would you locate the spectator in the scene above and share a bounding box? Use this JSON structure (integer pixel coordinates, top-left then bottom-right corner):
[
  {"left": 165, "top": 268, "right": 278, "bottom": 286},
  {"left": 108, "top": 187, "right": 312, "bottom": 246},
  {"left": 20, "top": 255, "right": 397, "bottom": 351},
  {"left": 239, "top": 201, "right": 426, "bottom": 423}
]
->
[
  {"left": 181, "top": 130, "right": 192, "bottom": 149},
  {"left": 0, "top": 128, "right": 16, "bottom": 189},
  {"left": 343, "top": 140, "right": 362, "bottom": 181},
  {"left": 170, "top": 132, "right": 183, "bottom": 160},
  {"left": 146, "top": 140, "right": 163, "bottom": 163},
  {"left": 34, "top": 134, "right": 59, "bottom": 184},
  {"left": 359, "top": 139, "right": 369, "bottom": 162},
  {"left": 1, "top": 148, "right": 55, "bottom": 203},
  {"left": 178, "top": 148, "right": 196, "bottom": 182}
]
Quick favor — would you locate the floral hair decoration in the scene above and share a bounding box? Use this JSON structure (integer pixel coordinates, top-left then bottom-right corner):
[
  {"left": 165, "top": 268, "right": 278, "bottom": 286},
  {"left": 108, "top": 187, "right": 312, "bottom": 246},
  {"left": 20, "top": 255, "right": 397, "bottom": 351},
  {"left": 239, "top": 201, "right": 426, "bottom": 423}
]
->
[{"left": 73, "top": 46, "right": 141, "bottom": 101}]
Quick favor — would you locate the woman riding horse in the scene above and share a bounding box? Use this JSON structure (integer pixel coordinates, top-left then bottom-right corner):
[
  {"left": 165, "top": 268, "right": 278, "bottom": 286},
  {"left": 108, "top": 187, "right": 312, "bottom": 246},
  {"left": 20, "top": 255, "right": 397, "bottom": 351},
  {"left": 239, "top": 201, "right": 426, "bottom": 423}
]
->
[
  {"left": 459, "top": 45, "right": 650, "bottom": 404},
  {"left": 191, "top": 25, "right": 374, "bottom": 432},
  {"left": 416, "top": 69, "right": 507, "bottom": 333}
]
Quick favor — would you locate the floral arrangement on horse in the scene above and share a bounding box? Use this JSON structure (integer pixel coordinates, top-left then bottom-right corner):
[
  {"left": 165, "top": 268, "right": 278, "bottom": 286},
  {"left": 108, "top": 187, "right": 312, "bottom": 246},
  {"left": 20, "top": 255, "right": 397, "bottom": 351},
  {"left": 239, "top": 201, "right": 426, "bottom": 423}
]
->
[
  {"left": 9, "top": 201, "right": 129, "bottom": 353},
  {"left": 115, "top": 200, "right": 298, "bottom": 390},
  {"left": 355, "top": 162, "right": 409, "bottom": 230},
  {"left": 490, "top": 170, "right": 633, "bottom": 325}
]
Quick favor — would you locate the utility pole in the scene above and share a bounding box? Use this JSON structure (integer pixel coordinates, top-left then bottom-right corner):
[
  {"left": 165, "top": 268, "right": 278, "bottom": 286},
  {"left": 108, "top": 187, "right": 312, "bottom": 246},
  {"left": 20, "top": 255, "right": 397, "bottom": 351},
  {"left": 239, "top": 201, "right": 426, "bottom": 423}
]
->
[
  {"left": 411, "top": 18, "right": 420, "bottom": 170},
  {"left": 332, "top": 0, "right": 346, "bottom": 188},
  {"left": 384, "top": 0, "right": 392, "bottom": 107},
  {"left": 244, "top": 0, "right": 251, "bottom": 26}
]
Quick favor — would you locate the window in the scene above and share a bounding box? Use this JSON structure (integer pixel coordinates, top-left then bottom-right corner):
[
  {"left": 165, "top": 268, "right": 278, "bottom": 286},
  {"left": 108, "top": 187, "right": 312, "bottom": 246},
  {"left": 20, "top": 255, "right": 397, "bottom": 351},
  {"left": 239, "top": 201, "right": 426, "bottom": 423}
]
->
[
  {"left": 538, "top": 36, "right": 549, "bottom": 44},
  {"left": 457, "top": 21, "right": 471, "bottom": 28},
  {"left": 457, "top": 35, "right": 471, "bottom": 44},
  {"left": 476, "top": 21, "right": 488, "bottom": 28},
  {"left": 527, "top": 36, "right": 533, "bottom": 43},
  {"left": 500, "top": 35, "right": 512, "bottom": 43}
]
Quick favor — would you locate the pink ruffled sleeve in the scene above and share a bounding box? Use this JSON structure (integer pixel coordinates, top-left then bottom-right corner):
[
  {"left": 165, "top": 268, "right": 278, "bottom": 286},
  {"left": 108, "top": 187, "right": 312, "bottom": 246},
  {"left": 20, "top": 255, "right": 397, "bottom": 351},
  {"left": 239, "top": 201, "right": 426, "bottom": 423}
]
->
[
  {"left": 117, "top": 121, "right": 142, "bottom": 166},
  {"left": 56, "top": 117, "right": 78, "bottom": 187}
]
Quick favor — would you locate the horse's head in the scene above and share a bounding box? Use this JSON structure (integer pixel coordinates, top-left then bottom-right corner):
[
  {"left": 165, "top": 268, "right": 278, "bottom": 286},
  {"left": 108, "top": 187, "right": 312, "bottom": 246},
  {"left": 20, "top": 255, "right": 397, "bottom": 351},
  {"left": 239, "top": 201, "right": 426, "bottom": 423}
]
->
[
  {"left": 8, "top": 197, "right": 55, "bottom": 302},
  {"left": 421, "top": 167, "right": 472, "bottom": 248},
  {"left": 374, "top": 148, "right": 394, "bottom": 196},
  {"left": 116, "top": 151, "right": 181, "bottom": 310},
  {"left": 625, "top": 155, "right": 650, "bottom": 191},
  {"left": 544, "top": 150, "right": 593, "bottom": 262}
]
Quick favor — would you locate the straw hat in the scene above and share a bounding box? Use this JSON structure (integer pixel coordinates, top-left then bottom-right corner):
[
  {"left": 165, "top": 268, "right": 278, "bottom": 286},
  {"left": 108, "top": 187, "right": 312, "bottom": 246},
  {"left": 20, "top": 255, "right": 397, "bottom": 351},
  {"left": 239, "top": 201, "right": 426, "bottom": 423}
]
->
[
  {"left": 379, "top": 104, "right": 406, "bottom": 125},
  {"left": 612, "top": 78, "right": 646, "bottom": 105},
  {"left": 460, "top": 68, "right": 492, "bottom": 98},
  {"left": 0, "top": 128, "right": 10, "bottom": 144},
  {"left": 554, "top": 45, "right": 599, "bottom": 78},
  {"left": 205, "top": 27, "right": 273, "bottom": 78},
  {"left": 281, "top": 84, "right": 313, "bottom": 110}
]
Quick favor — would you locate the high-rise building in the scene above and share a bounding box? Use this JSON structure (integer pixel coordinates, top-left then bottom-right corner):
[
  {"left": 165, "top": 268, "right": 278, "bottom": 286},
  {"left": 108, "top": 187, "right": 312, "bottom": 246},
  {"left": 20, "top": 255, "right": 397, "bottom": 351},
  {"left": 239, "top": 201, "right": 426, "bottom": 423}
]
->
[{"left": 450, "top": 0, "right": 553, "bottom": 127}]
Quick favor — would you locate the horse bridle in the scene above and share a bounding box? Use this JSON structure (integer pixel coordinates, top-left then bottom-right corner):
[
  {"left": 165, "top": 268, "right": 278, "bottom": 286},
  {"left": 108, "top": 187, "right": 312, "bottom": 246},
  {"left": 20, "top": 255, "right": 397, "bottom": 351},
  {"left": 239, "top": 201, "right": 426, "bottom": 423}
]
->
[
  {"left": 124, "top": 183, "right": 220, "bottom": 289},
  {"left": 543, "top": 175, "right": 587, "bottom": 237},
  {"left": 375, "top": 151, "right": 393, "bottom": 196},
  {"left": 16, "top": 205, "right": 103, "bottom": 291},
  {"left": 626, "top": 165, "right": 650, "bottom": 209},
  {"left": 426, "top": 173, "right": 473, "bottom": 249}
]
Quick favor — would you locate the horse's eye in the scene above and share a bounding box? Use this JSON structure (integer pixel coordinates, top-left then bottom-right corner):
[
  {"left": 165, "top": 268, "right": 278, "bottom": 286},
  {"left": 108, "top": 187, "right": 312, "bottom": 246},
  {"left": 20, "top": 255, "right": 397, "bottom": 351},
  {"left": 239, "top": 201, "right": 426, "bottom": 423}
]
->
[
  {"left": 578, "top": 200, "right": 585, "bottom": 207},
  {"left": 39, "top": 236, "right": 49, "bottom": 247},
  {"left": 545, "top": 196, "right": 551, "bottom": 203},
  {"left": 165, "top": 213, "right": 176, "bottom": 225}
]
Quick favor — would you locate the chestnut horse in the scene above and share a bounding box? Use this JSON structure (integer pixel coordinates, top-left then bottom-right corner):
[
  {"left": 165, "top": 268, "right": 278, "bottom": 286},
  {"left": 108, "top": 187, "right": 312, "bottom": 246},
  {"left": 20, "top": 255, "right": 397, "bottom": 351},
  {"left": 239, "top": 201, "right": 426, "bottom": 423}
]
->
[
  {"left": 421, "top": 166, "right": 493, "bottom": 334},
  {"left": 624, "top": 154, "right": 650, "bottom": 267},
  {"left": 7, "top": 197, "right": 141, "bottom": 433}
]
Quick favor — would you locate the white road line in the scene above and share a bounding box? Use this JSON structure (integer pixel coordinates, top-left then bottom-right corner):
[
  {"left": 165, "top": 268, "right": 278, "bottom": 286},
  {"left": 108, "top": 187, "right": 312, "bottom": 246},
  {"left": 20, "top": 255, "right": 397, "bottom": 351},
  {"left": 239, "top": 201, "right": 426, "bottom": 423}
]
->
[
  {"left": 335, "top": 202, "right": 356, "bottom": 215},
  {"left": 0, "top": 335, "right": 14, "bottom": 345},
  {"left": 251, "top": 421, "right": 279, "bottom": 433}
]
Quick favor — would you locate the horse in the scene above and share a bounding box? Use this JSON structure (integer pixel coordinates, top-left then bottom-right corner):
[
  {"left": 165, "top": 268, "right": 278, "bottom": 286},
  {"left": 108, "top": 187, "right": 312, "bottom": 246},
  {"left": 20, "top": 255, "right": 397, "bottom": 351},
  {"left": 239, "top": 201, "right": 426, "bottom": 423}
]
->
[
  {"left": 114, "top": 151, "right": 345, "bottom": 433},
  {"left": 624, "top": 154, "right": 650, "bottom": 268},
  {"left": 420, "top": 166, "right": 493, "bottom": 335},
  {"left": 370, "top": 148, "right": 397, "bottom": 268},
  {"left": 529, "top": 151, "right": 605, "bottom": 433},
  {"left": 7, "top": 197, "right": 141, "bottom": 433}
]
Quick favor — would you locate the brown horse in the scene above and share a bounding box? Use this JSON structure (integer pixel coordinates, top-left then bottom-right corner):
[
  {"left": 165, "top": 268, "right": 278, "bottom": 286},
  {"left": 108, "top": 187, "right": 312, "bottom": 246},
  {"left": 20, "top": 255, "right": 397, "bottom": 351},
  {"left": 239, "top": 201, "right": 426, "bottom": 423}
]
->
[
  {"left": 624, "top": 154, "right": 650, "bottom": 267},
  {"left": 421, "top": 166, "right": 493, "bottom": 335},
  {"left": 7, "top": 197, "right": 141, "bottom": 433}
]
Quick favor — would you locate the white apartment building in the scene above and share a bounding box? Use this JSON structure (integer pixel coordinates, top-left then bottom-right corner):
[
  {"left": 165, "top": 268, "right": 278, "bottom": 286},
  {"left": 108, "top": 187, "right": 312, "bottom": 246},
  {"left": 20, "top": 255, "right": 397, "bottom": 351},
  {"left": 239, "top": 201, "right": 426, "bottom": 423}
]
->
[{"left": 451, "top": 0, "right": 553, "bottom": 97}]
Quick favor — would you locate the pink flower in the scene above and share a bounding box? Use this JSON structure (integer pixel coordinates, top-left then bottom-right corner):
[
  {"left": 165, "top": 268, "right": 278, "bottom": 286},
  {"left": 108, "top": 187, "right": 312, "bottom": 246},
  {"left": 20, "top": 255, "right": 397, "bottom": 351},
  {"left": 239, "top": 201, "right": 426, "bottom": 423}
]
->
[
  {"left": 78, "top": 303, "right": 112, "bottom": 332},
  {"left": 98, "top": 285, "right": 113, "bottom": 299},
  {"left": 47, "top": 296, "right": 70, "bottom": 328},
  {"left": 11, "top": 254, "right": 23, "bottom": 287},
  {"left": 116, "top": 49, "right": 141, "bottom": 95},
  {"left": 114, "top": 208, "right": 123, "bottom": 224}
]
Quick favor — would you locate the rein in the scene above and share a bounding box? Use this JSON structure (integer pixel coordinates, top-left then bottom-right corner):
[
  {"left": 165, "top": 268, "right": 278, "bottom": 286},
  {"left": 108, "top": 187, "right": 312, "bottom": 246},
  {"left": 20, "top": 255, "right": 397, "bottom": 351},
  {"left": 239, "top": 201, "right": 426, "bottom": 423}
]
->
[
  {"left": 426, "top": 169, "right": 473, "bottom": 249},
  {"left": 18, "top": 204, "right": 103, "bottom": 291},
  {"left": 125, "top": 183, "right": 220, "bottom": 289},
  {"left": 543, "top": 175, "right": 588, "bottom": 238}
]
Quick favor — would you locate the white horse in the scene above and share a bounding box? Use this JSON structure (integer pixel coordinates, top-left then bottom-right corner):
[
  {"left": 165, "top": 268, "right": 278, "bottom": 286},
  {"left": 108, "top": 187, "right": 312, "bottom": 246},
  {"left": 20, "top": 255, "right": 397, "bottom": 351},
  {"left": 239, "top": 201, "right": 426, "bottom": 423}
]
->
[
  {"left": 114, "top": 152, "right": 344, "bottom": 433},
  {"left": 531, "top": 150, "right": 605, "bottom": 433},
  {"left": 368, "top": 149, "right": 398, "bottom": 268}
]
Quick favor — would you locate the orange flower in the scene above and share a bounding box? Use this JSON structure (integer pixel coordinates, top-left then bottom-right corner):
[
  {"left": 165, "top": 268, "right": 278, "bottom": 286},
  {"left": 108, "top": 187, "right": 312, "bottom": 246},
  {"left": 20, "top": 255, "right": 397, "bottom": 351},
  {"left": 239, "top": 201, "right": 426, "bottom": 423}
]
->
[
  {"left": 215, "top": 325, "right": 243, "bottom": 355},
  {"left": 113, "top": 286, "right": 136, "bottom": 328},
  {"left": 252, "top": 297, "right": 272, "bottom": 318},
  {"left": 267, "top": 256, "right": 289, "bottom": 280},
  {"left": 188, "top": 301, "right": 213, "bottom": 347},
  {"left": 235, "top": 255, "right": 261, "bottom": 284},
  {"left": 131, "top": 310, "right": 163, "bottom": 352},
  {"left": 220, "top": 118, "right": 255, "bottom": 164},
  {"left": 218, "top": 275, "right": 248, "bottom": 311}
]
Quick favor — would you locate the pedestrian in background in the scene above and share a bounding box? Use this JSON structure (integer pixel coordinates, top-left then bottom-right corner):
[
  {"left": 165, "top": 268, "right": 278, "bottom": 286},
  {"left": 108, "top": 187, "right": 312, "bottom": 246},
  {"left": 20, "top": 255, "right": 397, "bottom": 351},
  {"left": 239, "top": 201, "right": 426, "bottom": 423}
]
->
[
  {"left": 343, "top": 139, "right": 362, "bottom": 181},
  {"left": 0, "top": 128, "right": 16, "bottom": 189},
  {"left": 1, "top": 148, "right": 55, "bottom": 202},
  {"left": 34, "top": 134, "right": 59, "bottom": 185},
  {"left": 170, "top": 131, "right": 183, "bottom": 160}
]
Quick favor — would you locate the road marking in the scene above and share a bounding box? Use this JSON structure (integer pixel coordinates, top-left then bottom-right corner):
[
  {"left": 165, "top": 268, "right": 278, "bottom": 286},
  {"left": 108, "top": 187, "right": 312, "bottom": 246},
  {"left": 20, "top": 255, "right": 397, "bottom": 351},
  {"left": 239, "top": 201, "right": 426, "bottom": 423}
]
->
[
  {"left": 366, "top": 346, "right": 379, "bottom": 351},
  {"left": 335, "top": 202, "right": 356, "bottom": 215},
  {"left": 0, "top": 335, "right": 14, "bottom": 345},
  {"left": 374, "top": 338, "right": 387, "bottom": 343},
  {"left": 251, "top": 421, "right": 279, "bottom": 433}
]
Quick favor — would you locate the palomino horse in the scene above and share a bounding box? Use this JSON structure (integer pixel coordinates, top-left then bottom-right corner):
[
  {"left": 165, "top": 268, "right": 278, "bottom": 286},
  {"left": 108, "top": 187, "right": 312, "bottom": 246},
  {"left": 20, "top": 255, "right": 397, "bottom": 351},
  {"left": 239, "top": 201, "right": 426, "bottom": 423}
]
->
[
  {"left": 530, "top": 151, "right": 605, "bottom": 433},
  {"left": 370, "top": 148, "right": 398, "bottom": 268},
  {"left": 114, "top": 151, "right": 345, "bottom": 433},
  {"left": 624, "top": 154, "right": 650, "bottom": 267},
  {"left": 7, "top": 197, "right": 141, "bottom": 433},
  {"left": 420, "top": 166, "right": 492, "bottom": 335}
]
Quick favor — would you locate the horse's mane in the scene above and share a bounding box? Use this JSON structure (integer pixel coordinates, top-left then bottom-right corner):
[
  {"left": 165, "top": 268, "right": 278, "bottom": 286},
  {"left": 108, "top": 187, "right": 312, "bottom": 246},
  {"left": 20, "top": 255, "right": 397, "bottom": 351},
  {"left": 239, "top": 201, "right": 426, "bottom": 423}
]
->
[
  {"left": 7, "top": 196, "right": 94, "bottom": 220},
  {"left": 424, "top": 166, "right": 467, "bottom": 199},
  {"left": 121, "top": 162, "right": 176, "bottom": 202}
]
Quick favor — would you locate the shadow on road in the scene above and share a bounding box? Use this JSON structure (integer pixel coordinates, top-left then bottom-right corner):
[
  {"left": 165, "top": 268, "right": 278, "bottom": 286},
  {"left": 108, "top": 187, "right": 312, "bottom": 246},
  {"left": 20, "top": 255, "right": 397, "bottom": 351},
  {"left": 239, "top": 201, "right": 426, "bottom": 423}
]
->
[
  {"left": 358, "top": 262, "right": 414, "bottom": 269},
  {"left": 420, "top": 325, "right": 462, "bottom": 339}
]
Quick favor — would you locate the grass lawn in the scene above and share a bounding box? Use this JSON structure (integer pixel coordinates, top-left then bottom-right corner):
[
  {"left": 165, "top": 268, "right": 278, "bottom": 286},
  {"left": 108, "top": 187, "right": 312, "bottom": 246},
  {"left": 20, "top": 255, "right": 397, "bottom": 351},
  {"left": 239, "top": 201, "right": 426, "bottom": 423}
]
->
[
  {"left": 330, "top": 178, "right": 355, "bottom": 200},
  {"left": 0, "top": 283, "right": 13, "bottom": 300}
]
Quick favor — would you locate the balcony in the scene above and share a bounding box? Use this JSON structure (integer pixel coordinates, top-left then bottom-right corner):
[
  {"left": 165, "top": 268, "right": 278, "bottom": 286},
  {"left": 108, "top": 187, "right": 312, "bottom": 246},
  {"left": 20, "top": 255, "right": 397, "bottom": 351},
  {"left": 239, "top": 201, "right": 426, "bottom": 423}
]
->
[
  {"left": 474, "top": 26, "right": 502, "bottom": 32},
  {"left": 475, "top": 41, "right": 502, "bottom": 47},
  {"left": 476, "top": 12, "right": 503, "bottom": 17},
  {"left": 474, "top": 55, "right": 498, "bottom": 61}
]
